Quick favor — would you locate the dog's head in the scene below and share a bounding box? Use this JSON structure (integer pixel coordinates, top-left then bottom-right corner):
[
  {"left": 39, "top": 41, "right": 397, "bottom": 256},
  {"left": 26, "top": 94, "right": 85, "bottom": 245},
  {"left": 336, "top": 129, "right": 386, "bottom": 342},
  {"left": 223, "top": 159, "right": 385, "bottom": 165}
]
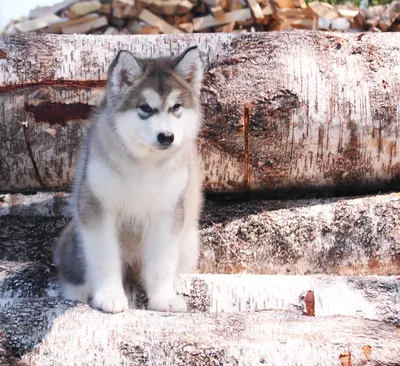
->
[{"left": 105, "top": 47, "right": 203, "bottom": 158}]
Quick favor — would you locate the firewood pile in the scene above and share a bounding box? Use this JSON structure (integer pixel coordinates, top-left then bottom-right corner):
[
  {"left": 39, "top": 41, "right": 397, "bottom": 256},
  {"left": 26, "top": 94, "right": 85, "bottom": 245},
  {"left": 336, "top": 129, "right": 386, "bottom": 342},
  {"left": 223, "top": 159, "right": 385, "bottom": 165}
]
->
[{"left": 1, "top": 0, "right": 400, "bottom": 36}]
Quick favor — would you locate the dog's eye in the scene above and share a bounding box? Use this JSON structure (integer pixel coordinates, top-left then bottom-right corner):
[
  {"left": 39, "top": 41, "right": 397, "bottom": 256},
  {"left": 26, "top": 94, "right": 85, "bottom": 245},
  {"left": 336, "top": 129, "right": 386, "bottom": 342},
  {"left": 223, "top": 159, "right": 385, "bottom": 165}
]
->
[
  {"left": 138, "top": 104, "right": 152, "bottom": 114},
  {"left": 171, "top": 104, "right": 181, "bottom": 112}
]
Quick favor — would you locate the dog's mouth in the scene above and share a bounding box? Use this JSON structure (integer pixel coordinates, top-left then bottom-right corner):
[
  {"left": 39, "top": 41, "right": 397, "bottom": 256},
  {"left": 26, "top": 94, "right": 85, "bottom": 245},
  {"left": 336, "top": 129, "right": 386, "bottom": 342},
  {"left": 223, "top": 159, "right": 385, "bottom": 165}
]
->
[
  {"left": 155, "top": 145, "right": 172, "bottom": 150},
  {"left": 136, "top": 139, "right": 173, "bottom": 152}
]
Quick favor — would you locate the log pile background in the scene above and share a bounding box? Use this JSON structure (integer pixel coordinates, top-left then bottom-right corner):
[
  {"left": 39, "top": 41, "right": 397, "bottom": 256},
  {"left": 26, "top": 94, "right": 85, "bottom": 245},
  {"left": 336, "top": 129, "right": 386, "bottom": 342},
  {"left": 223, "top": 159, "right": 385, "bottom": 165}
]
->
[
  {"left": 1, "top": 9, "right": 400, "bottom": 364},
  {"left": 2, "top": 0, "right": 400, "bottom": 36}
]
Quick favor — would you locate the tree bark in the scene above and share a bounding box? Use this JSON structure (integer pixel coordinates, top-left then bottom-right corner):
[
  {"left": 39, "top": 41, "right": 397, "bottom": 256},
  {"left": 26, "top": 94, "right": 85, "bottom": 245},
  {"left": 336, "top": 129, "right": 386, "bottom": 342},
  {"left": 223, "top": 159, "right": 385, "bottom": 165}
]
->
[
  {"left": 1, "top": 31, "right": 400, "bottom": 193},
  {"left": 1, "top": 298, "right": 399, "bottom": 365},
  {"left": 1, "top": 192, "right": 399, "bottom": 275}
]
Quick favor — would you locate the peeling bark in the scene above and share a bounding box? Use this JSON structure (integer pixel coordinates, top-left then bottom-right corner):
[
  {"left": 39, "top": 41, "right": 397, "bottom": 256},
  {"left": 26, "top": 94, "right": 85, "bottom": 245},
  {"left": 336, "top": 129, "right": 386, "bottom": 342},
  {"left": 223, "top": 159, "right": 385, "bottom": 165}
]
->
[
  {"left": 1, "top": 31, "right": 400, "bottom": 193},
  {"left": 0, "top": 299, "right": 399, "bottom": 365},
  {"left": 1, "top": 192, "right": 399, "bottom": 275}
]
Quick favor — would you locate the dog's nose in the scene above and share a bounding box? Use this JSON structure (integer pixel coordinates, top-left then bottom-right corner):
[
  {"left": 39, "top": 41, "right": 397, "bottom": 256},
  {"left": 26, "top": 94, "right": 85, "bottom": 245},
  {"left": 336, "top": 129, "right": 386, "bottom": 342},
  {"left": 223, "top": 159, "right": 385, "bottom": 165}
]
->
[{"left": 157, "top": 132, "right": 174, "bottom": 146}]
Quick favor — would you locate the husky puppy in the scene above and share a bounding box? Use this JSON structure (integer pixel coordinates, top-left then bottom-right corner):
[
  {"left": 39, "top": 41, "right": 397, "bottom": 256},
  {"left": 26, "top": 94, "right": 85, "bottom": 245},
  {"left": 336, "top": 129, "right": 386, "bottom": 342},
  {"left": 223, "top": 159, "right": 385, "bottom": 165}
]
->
[{"left": 53, "top": 46, "right": 204, "bottom": 314}]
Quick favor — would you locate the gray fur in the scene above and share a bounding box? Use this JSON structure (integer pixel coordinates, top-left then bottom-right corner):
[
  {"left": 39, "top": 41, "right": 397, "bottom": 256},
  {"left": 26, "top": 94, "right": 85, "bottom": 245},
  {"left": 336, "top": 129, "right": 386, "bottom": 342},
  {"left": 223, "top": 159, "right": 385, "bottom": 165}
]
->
[
  {"left": 53, "top": 223, "right": 86, "bottom": 285},
  {"left": 53, "top": 47, "right": 204, "bottom": 310}
]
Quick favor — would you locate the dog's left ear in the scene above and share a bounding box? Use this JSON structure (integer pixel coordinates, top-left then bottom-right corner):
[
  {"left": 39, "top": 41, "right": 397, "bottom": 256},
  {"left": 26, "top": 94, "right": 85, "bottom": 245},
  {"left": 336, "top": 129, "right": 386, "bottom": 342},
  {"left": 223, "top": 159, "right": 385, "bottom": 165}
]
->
[{"left": 173, "top": 46, "right": 203, "bottom": 93}]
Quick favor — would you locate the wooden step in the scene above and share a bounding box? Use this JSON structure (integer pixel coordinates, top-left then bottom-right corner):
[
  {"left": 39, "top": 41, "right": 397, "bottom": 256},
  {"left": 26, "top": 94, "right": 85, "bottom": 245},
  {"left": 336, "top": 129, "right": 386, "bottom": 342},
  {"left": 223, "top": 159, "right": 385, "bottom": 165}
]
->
[
  {"left": 1, "top": 192, "right": 399, "bottom": 275},
  {"left": 0, "top": 298, "right": 399, "bottom": 365}
]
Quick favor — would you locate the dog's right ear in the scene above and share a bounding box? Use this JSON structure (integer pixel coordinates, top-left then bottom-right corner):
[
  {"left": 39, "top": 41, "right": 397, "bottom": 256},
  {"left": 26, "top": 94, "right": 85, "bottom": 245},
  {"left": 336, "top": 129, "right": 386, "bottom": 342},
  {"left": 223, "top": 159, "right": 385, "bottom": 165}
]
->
[{"left": 107, "top": 50, "right": 142, "bottom": 98}]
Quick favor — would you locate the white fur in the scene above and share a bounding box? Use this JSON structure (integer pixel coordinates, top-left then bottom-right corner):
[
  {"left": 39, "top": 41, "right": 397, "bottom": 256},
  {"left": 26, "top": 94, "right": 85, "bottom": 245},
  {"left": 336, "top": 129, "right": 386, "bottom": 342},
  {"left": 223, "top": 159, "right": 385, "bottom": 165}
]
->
[
  {"left": 81, "top": 146, "right": 193, "bottom": 312},
  {"left": 63, "top": 48, "right": 203, "bottom": 314},
  {"left": 114, "top": 89, "right": 199, "bottom": 158}
]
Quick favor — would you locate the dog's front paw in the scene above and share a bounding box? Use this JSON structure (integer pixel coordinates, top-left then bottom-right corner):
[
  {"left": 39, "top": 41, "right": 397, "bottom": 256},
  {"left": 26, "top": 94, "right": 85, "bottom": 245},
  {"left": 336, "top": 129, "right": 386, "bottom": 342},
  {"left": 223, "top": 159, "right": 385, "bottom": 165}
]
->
[
  {"left": 91, "top": 290, "right": 129, "bottom": 314},
  {"left": 148, "top": 293, "right": 187, "bottom": 313}
]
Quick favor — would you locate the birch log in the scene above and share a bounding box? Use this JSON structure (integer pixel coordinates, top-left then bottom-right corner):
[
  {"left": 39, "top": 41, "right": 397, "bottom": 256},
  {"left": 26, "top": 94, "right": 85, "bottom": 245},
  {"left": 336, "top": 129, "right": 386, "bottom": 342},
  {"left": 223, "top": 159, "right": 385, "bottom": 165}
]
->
[
  {"left": 1, "top": 298, "right": 400, "bottom": 365},
  {"left": 1, "top": 31, "right": 400, "bottom": 193},
  {"left": 1, "top": 192, "right": 399, "bottom": 275}
]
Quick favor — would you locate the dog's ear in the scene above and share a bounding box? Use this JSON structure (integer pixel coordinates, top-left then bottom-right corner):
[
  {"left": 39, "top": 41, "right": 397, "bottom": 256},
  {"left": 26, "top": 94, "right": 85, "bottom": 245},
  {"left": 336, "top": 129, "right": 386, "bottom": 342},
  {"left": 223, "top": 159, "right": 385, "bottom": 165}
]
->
[
  {"left": 107, "top": 50, "right": 142, "bottom": 98},
  {"left": 173, "top": 46, "right": 203, "bottom": 93}
]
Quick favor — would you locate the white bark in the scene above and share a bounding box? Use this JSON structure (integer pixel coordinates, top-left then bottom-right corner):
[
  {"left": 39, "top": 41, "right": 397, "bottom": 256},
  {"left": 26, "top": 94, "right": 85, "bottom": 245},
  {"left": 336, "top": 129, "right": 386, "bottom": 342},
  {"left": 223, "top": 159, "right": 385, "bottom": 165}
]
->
[
  {"left": 0, "top": 298, "right": 399, "bottom": 365},
  {"left": 1, "top": 31, "right": 400, "bottom": 193}
]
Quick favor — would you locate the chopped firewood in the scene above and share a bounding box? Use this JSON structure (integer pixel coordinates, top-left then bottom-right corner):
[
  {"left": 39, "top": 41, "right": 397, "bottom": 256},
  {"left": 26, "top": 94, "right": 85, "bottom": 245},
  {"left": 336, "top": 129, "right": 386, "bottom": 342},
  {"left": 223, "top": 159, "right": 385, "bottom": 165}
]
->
[
  {"left": 289, "top": 17, "right": 316, "bottom": 29},
  {"left": 352, "top": 11, "right": 365, "bottom": 29},
  {"left": 126, "top": 19, "right": 144, "bottom": 33},
  {"left": 158, "top": 0, "right": 180, "bottom": 15},
  {"left": 216, "top": 21, "right": 236, "bottom": 31},
  {"left": 271, "top": 0, "right": 295, "bottom": 9},
  {"left": 15, "top": 14, "right": 61, "bottom": 33},
  {"left": 2, "top": 0, "right": 400, "bottom": 37},
  {"left": 308, "top": 1, "right": 339, "bottom": 19},
  {"left": 68, "top": 1, "right": 101, "bottom": 19},
  {"left": 139, "top": 9, "right": 183, "bottom": 33},
  {"left": 291, "top": 0, "right": 307, "bottom": 9},
  {"left": 228, "top": 0, "right": 245, "bottom": 11},
  {"left": 379, "top": 0, "right": 400, "bottom": 31},
  {"left": 103, "top": 26, "right": 119, "bottom": 35},
  {"left": 193, "top": 8, "right": 252, "bottom": 30},
  {"left": 29, "top": 0, "right": 76, "bottom": 19},
  {"left": 99, "top": 3, "right": 112, "bottom": 14},
  {"left": 177, "top": 1, "right": 195, "bottom": 14},
  {"left": 338, "top": 8, "right": 360, "bottom": 19},
  {"left": 109, "top": 17, "right": 126, "bottom": 27},
  {"left": 49, "top": 14, "right": 99, "bottom": 31},
  {"left": 318, "top": 17, "right": 331, "bottom": 29},
  {"left": 269, "top": 18, "right": 292, "bottom": 29},
  {"left": 178, "top": 22, "right": 194, "bottom": 32},
  {"left": 371, "top": 26, "right": 382, "bottom": 32},
  {"left": 246, "top": 0, "right": 265, "bottom": 23},
  {"left": 141, "top": 25, "right": 161, "bottom": 33},
  {"left": 276, "top": 8, "right": 314, "bottom": 18},
  {"left": 360, "top": 5, "right": 386, "bottom": 25},
  {"left": 365, "top": 15, "right": 381, "bottom": 27},
  {"left": 331, "top": 17, "right": 350, "bottom": 31},
  {"left": 118, "top": 0, "right": 136, "bottom": 5},
  {"left": 122, "top": 5, "right": 141, "bottom": 17},
  {"left": 62, "top": 16, "right": 107, "bottom": 34},
  {"left": 262, "top": 5, "right": 273, "bottom": 16},
  {"left": 211, "top": 6, "right": 225, "bottom": 18},
  {"left": 118, "top": 28, "right": 131, "bottom": 34},
  {"left": 390, "top": 21, "right": 400, "bottom": 31}
]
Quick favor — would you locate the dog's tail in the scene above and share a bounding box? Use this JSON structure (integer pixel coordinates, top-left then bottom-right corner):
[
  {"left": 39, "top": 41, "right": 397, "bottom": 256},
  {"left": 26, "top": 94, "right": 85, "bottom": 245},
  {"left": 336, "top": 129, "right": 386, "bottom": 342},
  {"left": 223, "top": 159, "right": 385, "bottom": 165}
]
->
[{"left": 53, "top": 221, "right": 74, "bottom": 267}]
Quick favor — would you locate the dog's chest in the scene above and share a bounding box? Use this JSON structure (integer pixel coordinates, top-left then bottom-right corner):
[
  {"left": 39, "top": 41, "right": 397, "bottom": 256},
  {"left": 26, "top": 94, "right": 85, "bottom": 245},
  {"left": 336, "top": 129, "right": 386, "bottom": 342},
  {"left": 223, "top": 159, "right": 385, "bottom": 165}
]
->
[{"left": 90, "top": 160, "right": 188, "bottom": 217}]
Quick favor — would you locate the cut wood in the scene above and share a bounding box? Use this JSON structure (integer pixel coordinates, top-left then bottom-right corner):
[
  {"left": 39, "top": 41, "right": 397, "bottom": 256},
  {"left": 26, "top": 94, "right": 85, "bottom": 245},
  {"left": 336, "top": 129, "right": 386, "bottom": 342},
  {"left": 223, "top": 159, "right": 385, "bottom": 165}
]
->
[
  {"left": 177, "top": 0, "right": 195, "bottom": 14},
  {"left": 28, "top": 0, "right": 77, "bottom": 19},
  {"left": 68, "top": 1, "right": 101, "bottom": 19},
  {"left": 262, "top": 4, "right": 273, "bottom": 16},
  {"left": 14, "top": 14, "right": 61, "bottom": 32},
  {"left": 309, "top": 1, "right": 339, "bottom": 18},
  {"left": 1, "top": 298, "right": 399, "bottom": 365},
  {"left": 379, "top": 0, "right": 400, "bottom": 31},
  {"left": 138, "top": 9, "right": 183, "bottom": 33},
  {"left": 245, "top": 0, "right": 265, "bottom": 23},
  {"left": 216, "top": 21, "right": 236, "bottom": 31},
  {"left": 1, "top": 257, "right": 399, "bottom": 322},
  {"left": 61, "top": 16, "right": 107, "bottom": 34},
  {"left": 1, "top": 32, "right": 400, "bottom": 193},
  {"left": 338, "top": 8, "right": 360, "bottom": 19},
  {"left": 210, "top": 6, "right": 225, "bottom": 18},
  {"left": 193, "top": 8, "right": 251, "bottom": 29},
  {"left": 272, "top": 0, "right": 295, "bottom": 8},
  {"left": 179, "top": 22, "right": 194, "bottom": 32},
  {"left": 49, "top": 14, "right": 99, "bottom": 31},
  {"left": 140, "top": 25, "right": 161, "bottom": 34},
  {"left": 1, "top": 192, "right": 399, "bottom": 276}
]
